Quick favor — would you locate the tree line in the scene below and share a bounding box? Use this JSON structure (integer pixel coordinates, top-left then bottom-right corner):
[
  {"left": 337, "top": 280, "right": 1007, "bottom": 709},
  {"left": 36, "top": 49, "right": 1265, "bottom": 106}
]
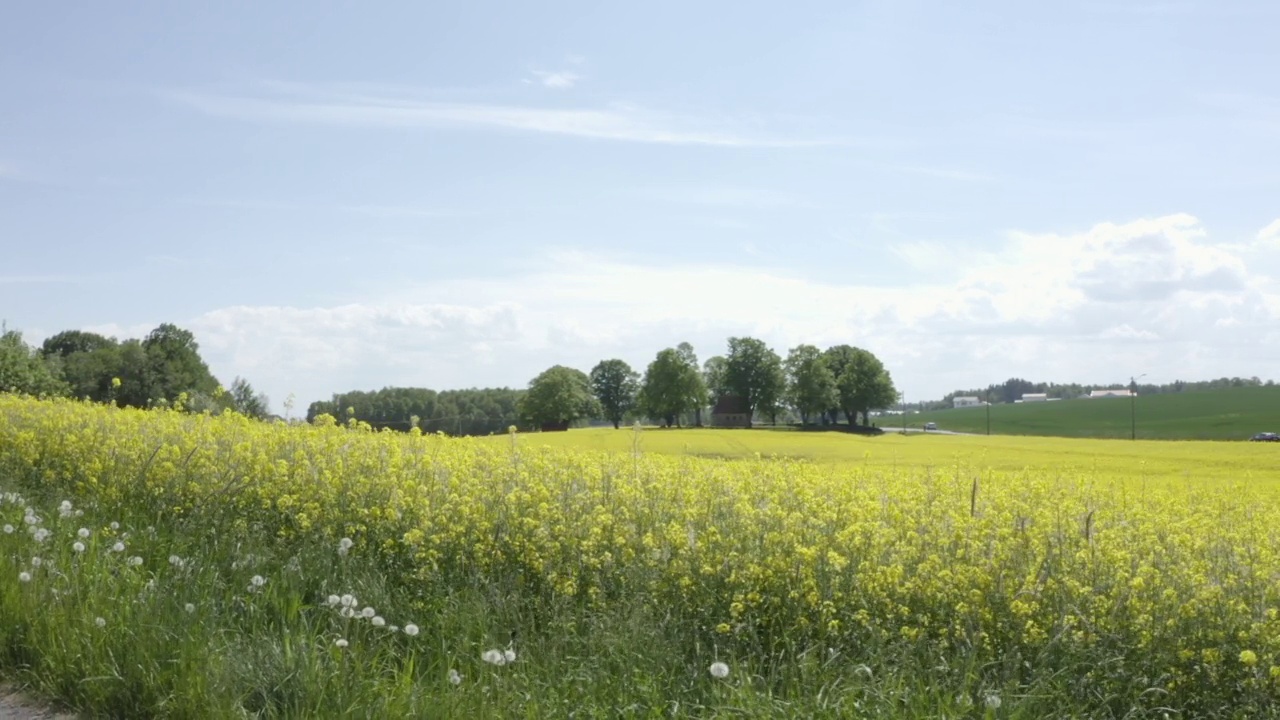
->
[
  {"left": 0, "top": 324, "right": 270, "bottom": 418},
  {"left": 924, "top": 375, "right": 1277, "bottom": 409},
  {"left": 516, "top": 338, "right": 898, "bottom": 431},
  {"left": 304, "top": 387, "right": 524, "bottom": 436}
]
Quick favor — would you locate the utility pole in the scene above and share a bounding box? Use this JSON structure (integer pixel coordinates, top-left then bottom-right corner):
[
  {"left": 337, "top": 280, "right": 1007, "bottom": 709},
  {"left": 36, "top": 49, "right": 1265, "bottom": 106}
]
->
[
  {"left": 986, "top": 397, "right": 991, "bottom": 436},
  {"left": 1130, "top": 373, "right": 1146, "bottom": 440}
]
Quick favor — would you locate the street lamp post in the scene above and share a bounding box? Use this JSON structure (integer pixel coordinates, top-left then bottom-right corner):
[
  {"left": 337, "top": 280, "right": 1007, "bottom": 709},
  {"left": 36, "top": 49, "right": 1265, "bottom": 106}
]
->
[{"left": 1130, "top": 373, "right": 1147, "bottom": 440}]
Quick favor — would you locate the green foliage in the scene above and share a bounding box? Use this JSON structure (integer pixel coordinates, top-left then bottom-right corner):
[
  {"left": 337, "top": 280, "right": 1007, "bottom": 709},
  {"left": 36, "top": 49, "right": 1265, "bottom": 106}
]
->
[
  {"left": 723, "top": 337, "right": 786, "bottom": 423},
  {"left": 589, "top": 359, "right": 639, "bottom": 429},
  {"left": 638, "top": 347, "right": 705, "bottom": 427},
  {"left": 306, "top": 387, "right": 525, "bottom": 435},
  {"left": 0, "top": 329, "right": 67, "bottom": 397},
  {"left": 228, "top": 377, "right": 271, "bottom": 419},
  {"left": 823, "top": 345, "right": 897, "bottom": 426},
  {"left": 518, "top": 366, "right": 599, "bottom": 428},
  {"left": 785, "top": 344, "right": 838, "bottom": 425},
  {"left": 140, "top": 324, "right": 219, "bottom": 407}
]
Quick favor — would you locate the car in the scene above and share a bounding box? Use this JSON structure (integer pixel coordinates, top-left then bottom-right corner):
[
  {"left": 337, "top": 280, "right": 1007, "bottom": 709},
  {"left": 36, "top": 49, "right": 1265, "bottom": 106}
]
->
[
  {"left": 924, "top": 422, "right": 937, "bottom": 431},
  {"left": 1250, "top": 432, "right": 1280, "bottom": 442}
]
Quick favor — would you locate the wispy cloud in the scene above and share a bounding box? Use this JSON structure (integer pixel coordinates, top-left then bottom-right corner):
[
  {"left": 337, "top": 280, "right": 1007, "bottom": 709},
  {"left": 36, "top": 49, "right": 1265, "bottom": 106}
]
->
[
  {"left": 527, "top": 70, "right": 581, "bottom": 89},
  {"left": 169, "top": 84, "right": 847, "bottom": 148},
  {"left": 0, "top": 275, "right": 81, "bottom": 285}
]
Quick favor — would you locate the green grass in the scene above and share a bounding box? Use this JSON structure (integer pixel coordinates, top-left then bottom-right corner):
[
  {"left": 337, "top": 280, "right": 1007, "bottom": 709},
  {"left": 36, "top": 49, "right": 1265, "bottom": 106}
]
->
[{"left": 892, "top": 386, "right": 1280, "bottom": 440}]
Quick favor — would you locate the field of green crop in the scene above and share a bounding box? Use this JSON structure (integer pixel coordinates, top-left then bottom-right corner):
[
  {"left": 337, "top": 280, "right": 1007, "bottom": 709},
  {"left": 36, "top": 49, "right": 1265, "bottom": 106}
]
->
[
  {"left": 895, "top": 386, "right": 1280, "bottom": 440},
  {"left": 3, "top": 396, "right": 1280, "bottom": 718}
]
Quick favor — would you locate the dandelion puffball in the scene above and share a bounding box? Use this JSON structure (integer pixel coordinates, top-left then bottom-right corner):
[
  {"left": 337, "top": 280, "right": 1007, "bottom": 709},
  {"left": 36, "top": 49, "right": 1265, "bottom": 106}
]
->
[
  {"left": 184, "top": 603, "right": 196, "bottom": 613},
  {"left": 18, "top": 571, "right": 31, "bottom": 583},
  {"left": 77, "top": 528, "right": 90, "bottom": 538},
  {"left": 335, "top": 638, "right": 348, "bottom": 648},
  {"left": 111, "top": 542, "right": 125, "bottom": 553},
  {"left": 448, "top": 669, "right": 462, "bottom": 685},
  {"left": 95, "top": 617, "right": 106, "bottom": 628},
  {"left": 403, "top": 624, "right": 419, "bottom": 637},
  {"left": 73, "top": 542, "right": 85, "bottom": 553},
  {"left": 482, "top": 649, "right": 506, "bottom": 666},
  {"left": 709, "top": 662, "right": 730, "bottom": 679}
]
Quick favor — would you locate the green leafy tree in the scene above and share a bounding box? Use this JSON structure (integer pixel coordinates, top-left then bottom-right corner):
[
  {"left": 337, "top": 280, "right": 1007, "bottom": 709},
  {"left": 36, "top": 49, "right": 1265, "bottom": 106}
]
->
[
  {"left": 590, "top": 359, "right": 640, "bottom": 429},
  {"left": 228, "top": 376, "right": 271, "bottom": 419},
  {"left": 41, "top": 330, "right": 121, "bottom": 402},
  {"left": 638, "top": 348, "right": 705, "bottom": 427},
  {"left": 824, "top": 344, "right": 897, "bottom": 426},
  {"left": 140, "top": 324, "right": 219, "bottom": 407},
  {"left": 676, "top": 342, "right": 705, "bottom": 427},
  {"left": 724, "top": 337, "right": 786, "bottom": 424},
  {"left": 785, "top": 344, "right": 838, "bottom": 425},
  {"left": 0, "top": 328, "right": 68, "bottom": 397},
  {"left": 518, "top": 365, "right": 599, "bottom": 429}
]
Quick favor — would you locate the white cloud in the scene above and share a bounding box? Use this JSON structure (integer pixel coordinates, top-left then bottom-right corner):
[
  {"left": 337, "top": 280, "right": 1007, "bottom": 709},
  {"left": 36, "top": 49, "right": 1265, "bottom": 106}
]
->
[
  {"left": 169, "top": 85, "right": 845, "bottom": 148},
  {"left": 100, "top": 214, "right": 1280, "bottom": 412},
  {"left": 528, "top": 70, "right": 581, "bottom": 89},
  {"left": 1258, "top": 218, "right": 1280, "bottom": 244}
]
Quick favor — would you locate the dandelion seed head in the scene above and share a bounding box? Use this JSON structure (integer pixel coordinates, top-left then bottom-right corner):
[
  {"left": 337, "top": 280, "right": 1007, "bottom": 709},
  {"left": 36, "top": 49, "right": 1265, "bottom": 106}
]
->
[
  {"left": 336, "top": 546, "right": 348, "bottom": 557},
  {"left": 169, "top": 555, "right": 183, "bottom": 567},
  {"left": 111, "top": 541, "right": 125, "bottom": 553},
  {"left": 2, "top": 525, "right": 12, "bottom": 534},
  {"left": 371, "top": 616, "right": 385, "bottom": 627},
  {"left": 128, "top": 556, "right": 143, "bottom": 567},
  {"left": 335, "top": 638, "right": 348, "bottom": 648},
  {"left": 403, "top": 623, "right": 419, "bottom": 637},
  {"left": 340, "top": 594, "right": 356, "bottom": 607},
  {"left": 503, "top": 648, "right": 517, "bottom": 663},
  {"left": 361, "top": 606, "right": 376, "bottom": 619},
  {"left": 448, "top": 669, "right": 462, "bottom": 685},
  {"left": 77, "top": 528, "right": 90, "bottom": 538},
  {"left": 18, "top": 571, "right": 31, "bottom": 583},
  {"left": 250, "top": 575, "right": 266, "bottom": 587},
  {"left": 709, "top": 661, "right": 730, "bottom": 679},
  {"left": 73, "top": 542, "right": 85, "bottom": 553},
  {"left": 33, "top": 528, "right": 49, "bottom": 542},
  {"left": 30, "top": 557, "right": 42, "bottom": 568},
  {"left": 985, "top": 694, "right": 1002, "bottom": 710},
  {"left": 482, "top": 649, "right": 505, "bottom": 665},
  {"left": 184, "top": 603, "right": 196, "bottom": 613},
  {"left": 95, "top": 617, "right": 106, "bottom": 628},
  {"left": 338, "top": 537, "right": 353, "bottom": 550},
  {"left": 327, "top": 594, "right": 340, "bottom": 607},
  {"left": 109, "top": 522, "right": 119, "bottom": 531}
]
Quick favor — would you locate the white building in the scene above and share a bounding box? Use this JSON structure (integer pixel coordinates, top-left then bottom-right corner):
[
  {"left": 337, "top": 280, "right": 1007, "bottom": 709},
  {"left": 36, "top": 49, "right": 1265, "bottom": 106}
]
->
[
  {"left": 1020, "top": 393, "right": 1048, "bottom": 402},
  {"left": 1089, "top": 389, "right": 1133, "bottom": 398},
  {"left": 953, "top": 396, "right": 982, "bottom": 408}
]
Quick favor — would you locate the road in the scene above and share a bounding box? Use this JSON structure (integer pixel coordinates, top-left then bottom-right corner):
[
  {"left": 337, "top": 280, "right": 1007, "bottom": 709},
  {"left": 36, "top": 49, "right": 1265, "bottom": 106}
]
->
[{"left": 877, "top": 426, "right": 981, "bottom": 436}]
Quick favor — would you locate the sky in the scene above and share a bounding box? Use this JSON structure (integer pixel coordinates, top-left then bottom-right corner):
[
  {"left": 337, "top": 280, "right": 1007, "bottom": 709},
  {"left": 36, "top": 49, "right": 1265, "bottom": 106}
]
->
[{"left": 3, "top": 1, "right": 1279, "bottom": 413}]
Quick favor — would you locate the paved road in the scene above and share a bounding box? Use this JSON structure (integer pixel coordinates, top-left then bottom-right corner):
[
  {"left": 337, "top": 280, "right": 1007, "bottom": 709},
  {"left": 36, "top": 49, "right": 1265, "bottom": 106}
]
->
[{"left": 878, "top": 426, "right": 981, "bottom": 436}]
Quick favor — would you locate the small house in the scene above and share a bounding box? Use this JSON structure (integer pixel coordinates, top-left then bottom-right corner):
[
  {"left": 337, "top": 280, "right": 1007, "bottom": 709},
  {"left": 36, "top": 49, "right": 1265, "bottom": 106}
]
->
[{"left": 711, "top": 395, "right": 752, "bottom": 428}]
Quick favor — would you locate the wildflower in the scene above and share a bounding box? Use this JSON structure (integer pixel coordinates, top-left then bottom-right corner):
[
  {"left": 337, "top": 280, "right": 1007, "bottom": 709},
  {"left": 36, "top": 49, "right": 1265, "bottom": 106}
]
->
[
  {"left": 30, "top": 557, "right": 42, "bottom": 568},
  {"left": 361, "top": 606, "right": 376, "bottom": 619},
  {"left": 18, "top": 571, "right": 31, "bottom": 583},
  {"left": 503, "top": 648, "right": 517, "bottom": 663},
  {"left": 109, "top": 522, "right": 119, "bottom": 531},
  {"left": 59, "top": 500, "right": 72, "bottom": 516},
  {"left": 388, "top": 626, "right": 399, "bottom": 633},
  {"left": 2, "top": 525, "right": 12, "bottom": 534},
  {"left": 335, "top": 638, "right": 349, "bottom": 648},
  {"left": 184, "top": 603, "right": 196, "bottom": 613},
  {"left": 95, "top": 617, "right": 106, "bottom": 628},
  {"left": 77, "top": 528, "right": 90, "bottom": 538},
  {"left": 371, "top": 616, "right": 386, "bottom": 627},
  {"left": 448, "top": 669, "right": 462, "bottom": 685},
  {"left": 716, "top": 623, "right": 732, "bottom": 634},
  {"left": 340, "top": 594, "right": 356, "bottom": 607},
  {"left": 73, "top": 542, "right": 85, "bottom": 553},
  {"left": 250, "top": 575, "right": 266, "bottom": 587},
  {"left": 169, "top": 555, "right": 184, "bottom": 567},
  {"left": 403, "top": 623, "right": 419, "bottom": 637},
  {"left": 482, "top": 649, "right": 506, "bottom": 665},
  {"left": 128, "top": 556, "right": 143, "bottom": 567},
  {"left": 111, "top": 542, "right": 125, "bottom": 553},
  {"left": 33, "top": 529, "right": 50, "bottom": 542},
  {"left": 1240, "top": 649, "right": 1258, "bottom": 666},
  {"left": 709, "top": 661, "right": 730, "bottom": 678},
  {"left": 340, "top": 607, "right": 355, "bottom": 618},
  {"left": 327, "top": 594, "right": 340, "bottom": 607},
  {"left": 339, "top": 537, "right": 353, "bottom": 551},
  {"left": 985, "top": 694, "right": 1002, "bottom": 710}
]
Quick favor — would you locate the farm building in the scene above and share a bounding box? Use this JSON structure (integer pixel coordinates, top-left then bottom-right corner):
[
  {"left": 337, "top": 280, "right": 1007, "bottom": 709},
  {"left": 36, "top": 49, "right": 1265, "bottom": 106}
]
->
[
  {"left": 953, "top": 396, "right": 982, "bottom": 408},
  {"left": 1089, "top": 389, "right": 1133, "bottom": 398},
  {"left": 711, "top": 395, "right": 752, "bottom": 428},
  {"left": 1019, "top": 393, "right": 1048, "bottom": 402}
]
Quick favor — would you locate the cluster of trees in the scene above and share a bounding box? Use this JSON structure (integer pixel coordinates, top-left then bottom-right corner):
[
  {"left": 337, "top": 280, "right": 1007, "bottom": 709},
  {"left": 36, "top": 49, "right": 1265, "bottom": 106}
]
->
[
  {"left": 926, "top": 375, "right": 1277, "bottom": 409},
  {"left": 0, "top": 324, "right": 270, "bottom": 418},
  {"left": 517, "top": 338, "right": 898, "bottom": 430},
  {"left": 305, "top": 387, "right": 523, "bottom": 435}
]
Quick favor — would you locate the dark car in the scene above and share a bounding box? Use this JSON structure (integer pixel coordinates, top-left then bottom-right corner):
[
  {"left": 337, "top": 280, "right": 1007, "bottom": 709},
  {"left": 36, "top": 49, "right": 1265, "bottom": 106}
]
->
[{"left": 1250, "top": 432, "right": 1280, "bottom": 442}]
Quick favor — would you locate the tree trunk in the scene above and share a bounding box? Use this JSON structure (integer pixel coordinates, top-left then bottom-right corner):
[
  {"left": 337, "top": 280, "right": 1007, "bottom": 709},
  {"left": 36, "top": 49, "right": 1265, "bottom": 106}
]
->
[
  {"left": 695, "top": 407, "right": 702, "bottom": 427},
  {"left": 613, "top": 420, "right": 620, "bottom": 429}
]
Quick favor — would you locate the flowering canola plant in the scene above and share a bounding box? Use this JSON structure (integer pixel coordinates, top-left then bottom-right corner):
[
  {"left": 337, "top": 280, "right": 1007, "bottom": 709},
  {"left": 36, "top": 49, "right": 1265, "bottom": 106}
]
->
[{"left": 1, "top": 394, "right": 1279, "bottom": 712}]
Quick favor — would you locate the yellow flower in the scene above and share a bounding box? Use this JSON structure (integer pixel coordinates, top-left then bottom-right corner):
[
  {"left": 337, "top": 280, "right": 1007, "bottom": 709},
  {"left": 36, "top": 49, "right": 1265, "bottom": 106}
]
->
[{"left": 1240, "top": 650, "right": 1258, "bottom": 667}]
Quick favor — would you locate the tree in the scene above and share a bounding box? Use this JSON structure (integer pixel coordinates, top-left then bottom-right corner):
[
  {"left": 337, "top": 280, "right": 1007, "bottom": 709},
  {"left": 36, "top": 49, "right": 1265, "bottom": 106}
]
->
[
  {"left": 518, "top": 365, "right": 599, "bottom": 429},
  {"left": 824, "top": 344, "right": 896, "bottom": 426},
  {"left": 703, "top": 356, "right": 728, "bottom": 399},
  {"left": 785, "top": 344, "right": 837, "bottom": 425},
  {"left": 141, "top": 324, "right": 219, "bottom": 407},
  {"left": 590, "top": 359, "right": 640, "bottom": 429},
  {"left": 676, "top": 342, "right": 705, "bottom": 426},
  {"left": 0, "top": 329, "right": 68, "bottom": 397},
  {"left": 228, "top": 377, "right": 271, "bottom": 419},
  {"left": 723, "top": 337, "right": 785, "bottom": 424},
  {"left": 40, "top": 330, "right": 121, "bottom": 402},
  {"left": 638, "top": 348, "right": 705, "bottom": 427}
]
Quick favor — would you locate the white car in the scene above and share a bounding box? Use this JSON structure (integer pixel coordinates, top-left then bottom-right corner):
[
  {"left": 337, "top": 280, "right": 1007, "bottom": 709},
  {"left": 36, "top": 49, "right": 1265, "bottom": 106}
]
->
[{"left": 924, "top": 422, "right": 937, "bottom": 431}]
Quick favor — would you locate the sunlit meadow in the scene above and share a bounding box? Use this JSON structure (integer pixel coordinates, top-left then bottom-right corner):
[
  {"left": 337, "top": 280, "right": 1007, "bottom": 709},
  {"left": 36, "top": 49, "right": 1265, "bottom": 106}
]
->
[{"left": 2, "top": 395, "right": 1279, "bottom": 718}]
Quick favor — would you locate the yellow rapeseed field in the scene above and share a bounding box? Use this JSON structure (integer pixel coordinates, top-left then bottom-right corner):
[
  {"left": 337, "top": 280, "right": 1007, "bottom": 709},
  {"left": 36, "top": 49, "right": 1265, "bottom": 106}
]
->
[{"left": 3, "top": 395, "right": 1279, "bottom": 712}]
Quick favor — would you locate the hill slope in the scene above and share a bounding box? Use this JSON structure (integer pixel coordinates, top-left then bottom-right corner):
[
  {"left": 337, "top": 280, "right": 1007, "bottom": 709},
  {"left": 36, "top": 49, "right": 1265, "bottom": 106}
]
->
[{"left": 905, "top": 386, "right": 1280, "bottom": 440}]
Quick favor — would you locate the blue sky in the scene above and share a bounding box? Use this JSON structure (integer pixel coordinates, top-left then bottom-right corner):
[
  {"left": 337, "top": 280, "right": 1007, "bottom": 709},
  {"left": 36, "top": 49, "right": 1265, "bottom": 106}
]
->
[{"left": 4, "top": 1, "right": 1280, "bottom": 411}]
